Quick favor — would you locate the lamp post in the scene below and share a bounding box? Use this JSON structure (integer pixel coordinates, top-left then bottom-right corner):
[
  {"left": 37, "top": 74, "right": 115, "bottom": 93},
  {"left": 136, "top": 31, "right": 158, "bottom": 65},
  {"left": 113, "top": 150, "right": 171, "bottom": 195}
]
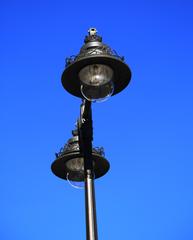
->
[{"left": 51, "top": 28, "right": 131, "bottom": 240}]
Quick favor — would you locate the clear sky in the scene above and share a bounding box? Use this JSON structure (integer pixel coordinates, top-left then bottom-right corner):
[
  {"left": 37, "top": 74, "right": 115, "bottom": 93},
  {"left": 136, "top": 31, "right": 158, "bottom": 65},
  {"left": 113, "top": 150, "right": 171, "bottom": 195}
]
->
[{"left": 1, "top": 0, "right": 193, "bottom": 239}]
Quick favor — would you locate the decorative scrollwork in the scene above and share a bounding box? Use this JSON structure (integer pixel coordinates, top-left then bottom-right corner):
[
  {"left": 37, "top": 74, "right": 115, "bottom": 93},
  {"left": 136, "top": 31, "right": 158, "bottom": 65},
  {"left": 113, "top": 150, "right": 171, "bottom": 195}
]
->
[
  {"left": 55, "top": 144, "right": 105, "bottom": 159},
  {"left": 94, "top": 147, "right": 105, "bottom": 157},
  {"left": 65, "top": 44, "right": 124, "bottom": 67}
]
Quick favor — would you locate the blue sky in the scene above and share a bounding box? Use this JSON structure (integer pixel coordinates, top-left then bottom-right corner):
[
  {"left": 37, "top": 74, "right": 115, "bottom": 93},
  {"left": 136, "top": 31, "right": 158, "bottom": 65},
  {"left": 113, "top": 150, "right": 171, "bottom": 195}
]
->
[{"left": 1, "top": 0, "right": 193, "bottom": 239}]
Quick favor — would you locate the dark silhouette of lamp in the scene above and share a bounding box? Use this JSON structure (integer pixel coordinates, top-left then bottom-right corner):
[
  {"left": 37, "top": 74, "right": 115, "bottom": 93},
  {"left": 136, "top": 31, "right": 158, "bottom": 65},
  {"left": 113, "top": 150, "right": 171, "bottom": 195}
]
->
[
  {"left": 51, "top": 128, "right": 109, "bottom": 182},
  {"left": 62, "top": 28, "right": 131, "bottom": 101},
  {"left": 51, "top": 28, "right": 132, "bottom": 240}
]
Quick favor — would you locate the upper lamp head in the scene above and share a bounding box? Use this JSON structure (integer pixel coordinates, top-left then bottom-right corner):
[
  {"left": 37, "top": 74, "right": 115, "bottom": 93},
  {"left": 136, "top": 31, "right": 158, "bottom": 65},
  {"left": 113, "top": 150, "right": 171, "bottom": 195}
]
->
[{"left": 62, "top": 28, "right": 132, "bottom": 102}]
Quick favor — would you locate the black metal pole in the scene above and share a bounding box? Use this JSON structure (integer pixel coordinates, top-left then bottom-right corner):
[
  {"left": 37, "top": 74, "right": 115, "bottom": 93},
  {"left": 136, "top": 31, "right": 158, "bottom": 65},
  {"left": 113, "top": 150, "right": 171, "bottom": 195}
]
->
[
  {"left": 85, "top": 170, "right": 98, "bottom": 240},
  {"left": 79, "top": 100, "right": 98, "bottom": 240}
]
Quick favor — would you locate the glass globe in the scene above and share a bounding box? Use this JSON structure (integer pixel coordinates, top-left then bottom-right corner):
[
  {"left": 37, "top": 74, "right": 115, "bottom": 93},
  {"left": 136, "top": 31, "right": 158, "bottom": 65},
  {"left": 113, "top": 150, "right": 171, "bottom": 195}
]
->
[
  {"left": 66, "top": 157, "right": 85, "bottom": 188},
  {"left": 79, "top": 64, "right": 114, "bottom": 102},
  {"left": 65, "top": 157, "right": 95, "bottom": 188},
  {"left": 65, "top": 157, "right": 95, "bottom": 172},
  {"left": 66, "top": 157, "right": 84, "bottom": 172}
]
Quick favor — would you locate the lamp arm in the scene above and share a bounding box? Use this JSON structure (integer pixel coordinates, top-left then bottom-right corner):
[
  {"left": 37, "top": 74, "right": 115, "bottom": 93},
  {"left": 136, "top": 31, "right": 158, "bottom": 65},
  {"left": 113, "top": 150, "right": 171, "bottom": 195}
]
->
[{"left": 78, "top": 99, "right": 94, "bottom": 173}]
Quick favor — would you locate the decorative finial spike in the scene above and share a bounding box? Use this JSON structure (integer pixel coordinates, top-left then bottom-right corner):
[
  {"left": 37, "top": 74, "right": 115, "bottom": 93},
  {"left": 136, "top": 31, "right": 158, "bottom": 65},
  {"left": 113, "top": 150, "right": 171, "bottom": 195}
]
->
[
  {"left": 88, "top": 28, "right": 97, "bottom": 36},
  {"left": 84, "top": 28, "right": 102, "bottom": 43}
]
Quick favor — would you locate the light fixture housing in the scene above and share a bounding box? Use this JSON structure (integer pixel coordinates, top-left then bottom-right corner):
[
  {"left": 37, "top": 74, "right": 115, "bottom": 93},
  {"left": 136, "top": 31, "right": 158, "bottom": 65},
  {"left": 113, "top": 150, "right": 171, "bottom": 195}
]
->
[
  {"left": 61, "top": 28, "right": 131, "bottom": 100},
  {"left": 51, "top": 129, "right": 110, "bottom": 182}
]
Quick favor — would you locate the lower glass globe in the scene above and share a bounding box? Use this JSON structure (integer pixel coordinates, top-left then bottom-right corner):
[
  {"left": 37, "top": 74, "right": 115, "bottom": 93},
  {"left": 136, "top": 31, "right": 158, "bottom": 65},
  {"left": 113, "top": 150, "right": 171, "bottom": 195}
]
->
[
  {"left": 66, "top": 157, "right": 84, "bottom": 171},
  {"left": 65, "top": 157, "right": 96, "bottom": 189},
  {"left": 79, "top": 64, "right": 114, "bottom": 102}
]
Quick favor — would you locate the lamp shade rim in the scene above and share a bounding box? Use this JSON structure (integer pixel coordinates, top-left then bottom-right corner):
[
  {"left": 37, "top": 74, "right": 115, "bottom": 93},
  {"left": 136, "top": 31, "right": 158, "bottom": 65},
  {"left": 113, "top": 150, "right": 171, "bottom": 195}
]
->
[
  {"left": 51, "top": 151, "right": 110, "bottom": 181},
  {"left": 61, "top": 55, "right": 131, "bottom": 98}
]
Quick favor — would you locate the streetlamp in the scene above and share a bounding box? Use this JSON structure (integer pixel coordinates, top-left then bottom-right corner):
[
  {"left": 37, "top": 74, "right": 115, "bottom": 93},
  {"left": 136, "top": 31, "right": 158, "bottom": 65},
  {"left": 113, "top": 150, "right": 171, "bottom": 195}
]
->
[
  {"left": 51, "top": 28, "right": 131, "bottom": 240},
  {"left": 52, "top": 127, "right": 110, "bottom": 183}
]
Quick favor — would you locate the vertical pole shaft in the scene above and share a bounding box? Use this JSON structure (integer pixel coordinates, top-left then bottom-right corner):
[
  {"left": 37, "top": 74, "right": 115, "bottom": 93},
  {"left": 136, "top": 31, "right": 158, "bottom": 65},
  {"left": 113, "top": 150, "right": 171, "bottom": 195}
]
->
[
  {"left": 79, "top": 100, "right": 98, "bottom": 240},
  {"left": 85, "top": 170, "right": 98, "bottom": 240}
]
